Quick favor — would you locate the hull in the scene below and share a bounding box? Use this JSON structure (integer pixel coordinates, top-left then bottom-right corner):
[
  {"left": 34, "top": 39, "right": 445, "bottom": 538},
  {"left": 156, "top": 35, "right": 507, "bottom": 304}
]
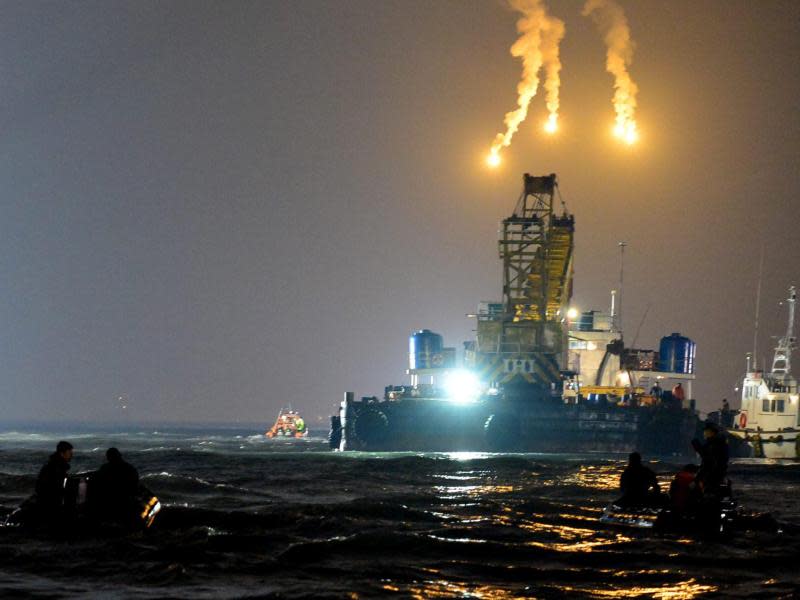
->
[
  {"left": 337, "top": 396, "right": 699, "bottom": 455},
  {"left": 727, "top": 428, "right": 799, "bottom": 459}
]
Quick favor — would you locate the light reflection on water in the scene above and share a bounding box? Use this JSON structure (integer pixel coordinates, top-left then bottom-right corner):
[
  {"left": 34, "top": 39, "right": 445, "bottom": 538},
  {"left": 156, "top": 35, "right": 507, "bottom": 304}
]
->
[
  {"left": 390, "top": 579, "right": 717, "bottom": 599},
  {"left": 559, "top": 464, "right": 622, "bottom": 490},
  {"left": 559, "top": 579, "right": 717, "bottom": 598},
  {"left": 398, "top": 580, "right": 519, "bottom": 599},
  {"left": 517, "top": 517, "right": 633, "bottom": 552},
  {"left": 433, "top": 483, "right": 515, "bottom": 499}
]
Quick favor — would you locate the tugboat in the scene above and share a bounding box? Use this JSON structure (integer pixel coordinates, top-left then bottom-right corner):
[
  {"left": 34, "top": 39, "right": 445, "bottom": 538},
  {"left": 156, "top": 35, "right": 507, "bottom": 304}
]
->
[
  {"left": 728, "top": 286, "right": 799, "bottom": 458},
  {"left": 329, "top": 173, "right": 701, "bottom": 454},
  {"left": 266, "top": 408, "right": 308, "bottom": 438}
]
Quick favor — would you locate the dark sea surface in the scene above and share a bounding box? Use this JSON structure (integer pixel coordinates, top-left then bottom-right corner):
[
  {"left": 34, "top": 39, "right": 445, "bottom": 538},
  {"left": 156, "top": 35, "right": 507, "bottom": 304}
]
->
[{"left": 1, "top": 426, "right": 799, "bottom": 599}]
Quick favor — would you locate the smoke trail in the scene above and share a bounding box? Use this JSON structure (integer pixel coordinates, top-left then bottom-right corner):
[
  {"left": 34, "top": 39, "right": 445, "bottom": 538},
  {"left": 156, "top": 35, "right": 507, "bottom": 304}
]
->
[
  {"left": 582, "top": 0, "right": 639, "bottom": 144},
  {"left": 488, "top": 0, "right": 565, "bottom": 166},
  {"left": 541, "top": 16, "right": 564, "bottom": 134}
]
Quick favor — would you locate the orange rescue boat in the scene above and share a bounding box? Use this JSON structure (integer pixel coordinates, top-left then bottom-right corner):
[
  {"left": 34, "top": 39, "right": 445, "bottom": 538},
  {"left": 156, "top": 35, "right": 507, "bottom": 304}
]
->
[{"left": 265, "top": 408, "right": 308, "bottom": 438}]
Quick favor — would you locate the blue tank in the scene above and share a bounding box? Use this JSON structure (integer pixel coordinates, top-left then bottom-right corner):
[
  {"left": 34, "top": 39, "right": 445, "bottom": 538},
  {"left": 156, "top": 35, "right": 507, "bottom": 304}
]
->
[
  {"left": 658, "top": 333, "right": 696, "bottom": 374},
  {"left": 409, "top": 329, "right": 444, "bottom": 370},
  {"left": 578, "top": 311, "right": 596, "bottom": 332}
]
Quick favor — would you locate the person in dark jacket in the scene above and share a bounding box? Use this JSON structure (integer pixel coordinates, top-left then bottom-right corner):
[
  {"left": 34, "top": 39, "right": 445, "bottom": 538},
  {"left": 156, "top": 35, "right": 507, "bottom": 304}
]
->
[
  {"left": 35, "top": 441, "right": 73, "bottom": 511},
  {"left": 692, "top": 422, "right": 729, "bottom": 493},
  {"left": 619, "top": 452, "right": 660, "bottom": 505},
  {"left": 91, "top": 448, "right": 139, "bottom": 520}
]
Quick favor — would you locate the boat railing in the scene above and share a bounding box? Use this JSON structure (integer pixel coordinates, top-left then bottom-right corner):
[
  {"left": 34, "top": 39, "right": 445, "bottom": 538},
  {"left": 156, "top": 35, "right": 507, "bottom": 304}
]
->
[{"left": 476, "top": 342, "right": 549, "bottom": 355}]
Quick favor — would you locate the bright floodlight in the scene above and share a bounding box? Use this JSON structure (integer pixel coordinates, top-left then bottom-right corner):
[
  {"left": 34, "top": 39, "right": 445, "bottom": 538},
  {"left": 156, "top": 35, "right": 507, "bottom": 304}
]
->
[
  {"left": 444, "top": 369, "right": 481, "bottom": 403},
  {"left": 567, "top": 307, "right": 579, "bottom": 320}
]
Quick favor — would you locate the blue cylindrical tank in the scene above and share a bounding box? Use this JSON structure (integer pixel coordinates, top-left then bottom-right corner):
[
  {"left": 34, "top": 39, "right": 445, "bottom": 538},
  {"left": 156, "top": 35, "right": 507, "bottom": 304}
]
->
[
  {"left": 578, "top": 311, "right": 595, "bottom": 332},
  {"left": 409, "top": 329, "right": 444, "bottom": 370},
  {"left": 658, "top": 333, "right": 696, "bottom": 374}
]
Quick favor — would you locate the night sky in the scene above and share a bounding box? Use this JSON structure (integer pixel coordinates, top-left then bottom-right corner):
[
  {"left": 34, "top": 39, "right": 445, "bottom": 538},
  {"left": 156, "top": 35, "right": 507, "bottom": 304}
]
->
[{"left": 1, "top": 1, "right": 798, "bottom": 426}]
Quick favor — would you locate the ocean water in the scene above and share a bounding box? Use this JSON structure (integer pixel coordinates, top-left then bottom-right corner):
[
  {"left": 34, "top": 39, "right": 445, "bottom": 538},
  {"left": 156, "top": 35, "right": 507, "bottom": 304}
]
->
[{"left": 1, "top": 426, "right": 799, "bottom": 599}]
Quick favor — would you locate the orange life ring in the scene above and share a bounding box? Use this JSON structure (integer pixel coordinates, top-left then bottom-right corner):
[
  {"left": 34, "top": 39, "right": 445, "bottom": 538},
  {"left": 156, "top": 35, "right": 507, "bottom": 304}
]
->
[{"left": 739, "top": 411, "right": 747, "bottom": 428}]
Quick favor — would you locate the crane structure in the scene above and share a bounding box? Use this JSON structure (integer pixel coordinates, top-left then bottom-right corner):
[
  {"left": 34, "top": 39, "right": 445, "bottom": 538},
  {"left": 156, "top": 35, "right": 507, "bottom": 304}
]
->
[{"left": 468, "top": 173, "right": 575, "bottom": 389}]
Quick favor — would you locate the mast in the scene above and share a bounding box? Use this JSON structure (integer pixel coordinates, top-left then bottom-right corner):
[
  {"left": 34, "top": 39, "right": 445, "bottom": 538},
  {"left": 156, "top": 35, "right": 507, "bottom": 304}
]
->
[
  {"left": 770, "top": 285, "right": 796, "bottom": 378},
  {"left": 752, "top": 244, "right": 764, "bottom": 369},
  {"left": 617, "top": 242, "right": 627, "bottom": 335}
]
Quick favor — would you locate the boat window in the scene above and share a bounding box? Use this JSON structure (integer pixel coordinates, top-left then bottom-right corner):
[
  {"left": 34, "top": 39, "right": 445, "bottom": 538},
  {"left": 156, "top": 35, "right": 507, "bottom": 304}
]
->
[
  {"left": 762, "top": 398, "right": 771, "bottom": 412},
  {"left": 777, "top": 399, "right": 785, "bottom": 413}
]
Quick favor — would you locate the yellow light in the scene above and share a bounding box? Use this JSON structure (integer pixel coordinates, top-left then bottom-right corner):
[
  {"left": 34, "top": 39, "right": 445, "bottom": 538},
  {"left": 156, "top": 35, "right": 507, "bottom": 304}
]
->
[
  {"left": 567, "top": 307, "right": 579, "bottom": 320},
  {"left": 544, "top": 115, "right": 558, "bottom": 134},
  {"left": 613, "top": 121, "right": 639, "bottom": 145},
  {"left": 486, "top": 152, "right": 501, "bottom": 168}
]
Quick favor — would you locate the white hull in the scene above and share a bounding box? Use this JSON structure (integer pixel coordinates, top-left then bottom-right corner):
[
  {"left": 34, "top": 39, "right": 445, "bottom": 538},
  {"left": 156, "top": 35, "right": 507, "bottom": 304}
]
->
[{"left": 728, "top": 428, "right": 799, "bottom": 459}]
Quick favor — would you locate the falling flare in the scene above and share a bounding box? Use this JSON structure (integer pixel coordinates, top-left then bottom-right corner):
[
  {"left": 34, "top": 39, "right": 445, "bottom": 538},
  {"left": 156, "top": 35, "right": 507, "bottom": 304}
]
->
[
  {"left": 613, "top": 120, "right": 638, "bottom": 144},
  {"left": 487, "top": 0, "right": 565, "bottom": 165},
  {"left": 544, "top": 113, "right": 558, "bottom": 134},
  {"left": 583, "top": 0, "right": 639, "bottom": 144}
]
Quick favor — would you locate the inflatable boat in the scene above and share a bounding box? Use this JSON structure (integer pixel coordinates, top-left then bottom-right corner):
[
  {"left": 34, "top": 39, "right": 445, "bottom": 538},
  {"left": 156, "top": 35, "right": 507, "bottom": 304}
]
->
[
  {"left": 4, "top": 473, "right": 161, "bottom": 533},
  {"left": 600, "top": 486, "right": 775, "bottom": 535}
]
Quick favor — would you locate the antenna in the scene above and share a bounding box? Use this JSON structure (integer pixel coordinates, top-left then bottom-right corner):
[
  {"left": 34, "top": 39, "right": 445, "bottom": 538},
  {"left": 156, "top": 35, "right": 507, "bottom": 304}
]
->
[
  {"left": 630, "top": 303, "right": 652, "bottom": 349},
  {"left": 610, "top": 290, "right": 617, "bottom": 329},
  {"left": 752, "top": 244, "right": 764, "bottom": 370},
  {"left": 617, "top": 242, "right": 627, "bottom": 335}
]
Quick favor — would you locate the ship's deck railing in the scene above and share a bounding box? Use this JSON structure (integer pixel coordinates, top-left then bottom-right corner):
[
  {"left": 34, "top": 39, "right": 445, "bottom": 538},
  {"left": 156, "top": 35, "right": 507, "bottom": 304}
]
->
[{"left": 476, "top": 343, "right": 550, "bottom": 355}]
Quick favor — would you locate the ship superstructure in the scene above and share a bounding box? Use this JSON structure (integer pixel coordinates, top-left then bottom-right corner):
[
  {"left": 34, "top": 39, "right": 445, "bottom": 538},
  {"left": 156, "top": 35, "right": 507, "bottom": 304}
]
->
[
  {"left": 729, "top": 286, "right": 799, "bottom": 458},
  {"left": 330, "top": 173, "right": 701, "bottom": 454}
]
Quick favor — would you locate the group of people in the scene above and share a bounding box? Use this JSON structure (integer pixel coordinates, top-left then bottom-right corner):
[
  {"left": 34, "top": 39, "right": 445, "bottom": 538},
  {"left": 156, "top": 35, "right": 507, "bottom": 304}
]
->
[
  {"left": 618, "top": 421, "right": 729, "bottom": 511},
  {"left": 34, "top": 441, "right": 140, "bottom": 524},
  {"left": 648, "top": 381, "right": 686, "bottom": 404}
]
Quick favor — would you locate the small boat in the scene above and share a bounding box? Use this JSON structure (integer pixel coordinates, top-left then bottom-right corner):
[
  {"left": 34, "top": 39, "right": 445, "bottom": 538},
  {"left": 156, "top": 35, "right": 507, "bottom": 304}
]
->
[
  {"left": 727, "top": 286, "right": 799, "bottom": 458},
  {"left": 265, "top": 408, "right": 308, "bottom": 438},
  {"left": 600, "top": 485, "right": 775, "bottom": 535},
  {"left": 601, "top": 496, "right": 737, "bottom": 534},
  {"left": 4, "top": 473, "right": 161, "bottom": 533}
]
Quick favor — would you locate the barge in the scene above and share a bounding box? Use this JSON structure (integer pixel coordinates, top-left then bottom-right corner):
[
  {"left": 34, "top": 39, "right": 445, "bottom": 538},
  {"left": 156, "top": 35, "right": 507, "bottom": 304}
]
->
[{"left": 330, "top": 173, "right": 702, "bottom": 454}]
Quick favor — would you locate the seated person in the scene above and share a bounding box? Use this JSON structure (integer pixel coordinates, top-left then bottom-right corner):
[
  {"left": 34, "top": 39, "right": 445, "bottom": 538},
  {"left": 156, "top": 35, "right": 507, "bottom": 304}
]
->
[
  {"left": 90, "top": 447, "right": 140, "bottom": 521},
  {"left": 618, "top": 452, "right": 661, "bottom": 505},
  {"left": 669, "top": 464, "right": 700, "bottom": 511}
]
